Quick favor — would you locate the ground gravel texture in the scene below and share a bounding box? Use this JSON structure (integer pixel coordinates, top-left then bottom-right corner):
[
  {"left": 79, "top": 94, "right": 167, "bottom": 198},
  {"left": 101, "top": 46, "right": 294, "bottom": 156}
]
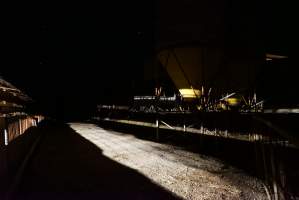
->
[{"left": 71, "top": 123, "right": 267, "bottom": 200}]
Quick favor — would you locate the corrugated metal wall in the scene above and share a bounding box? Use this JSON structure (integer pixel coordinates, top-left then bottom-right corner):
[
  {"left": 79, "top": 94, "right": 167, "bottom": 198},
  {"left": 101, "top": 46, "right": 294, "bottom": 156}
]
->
[{"left": 0, "top": 115, "right": 44, "bottom": 146}]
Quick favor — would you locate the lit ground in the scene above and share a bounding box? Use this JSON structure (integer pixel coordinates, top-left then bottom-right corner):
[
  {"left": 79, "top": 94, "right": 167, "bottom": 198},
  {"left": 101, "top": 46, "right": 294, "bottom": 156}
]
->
[{"left": 71, "top": 123, "right": 267, "bottom": 200}]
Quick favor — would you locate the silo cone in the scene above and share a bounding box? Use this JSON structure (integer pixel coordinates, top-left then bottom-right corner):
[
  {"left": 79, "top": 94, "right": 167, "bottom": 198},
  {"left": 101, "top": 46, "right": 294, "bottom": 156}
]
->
[{"left": 154, "top": 0, "right": 264, "bottom": 103}]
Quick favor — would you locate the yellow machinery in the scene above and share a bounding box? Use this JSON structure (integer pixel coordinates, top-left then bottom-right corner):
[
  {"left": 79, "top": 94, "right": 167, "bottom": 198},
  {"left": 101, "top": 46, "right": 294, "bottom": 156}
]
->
[{"left": 140, "top": 0, "right": 264, "bottom": 112}]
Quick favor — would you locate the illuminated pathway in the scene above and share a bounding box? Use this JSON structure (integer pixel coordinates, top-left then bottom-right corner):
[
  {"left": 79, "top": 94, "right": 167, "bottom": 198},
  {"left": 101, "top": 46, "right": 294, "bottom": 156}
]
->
[
  {"left": 16, "top": 122, "right": 177, "bottom": 200},
  {"left": 70, "top": 123, "right": 267, "bottom": 200}
]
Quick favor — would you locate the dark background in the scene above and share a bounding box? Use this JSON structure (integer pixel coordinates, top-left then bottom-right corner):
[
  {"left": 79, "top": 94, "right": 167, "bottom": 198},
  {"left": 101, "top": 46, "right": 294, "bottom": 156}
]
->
[
  {"left": 1, "top": 1, "right": 297, "bottom": 120},
  {"left": 1, "top": 2, "right": 155, "bottom": 120}
]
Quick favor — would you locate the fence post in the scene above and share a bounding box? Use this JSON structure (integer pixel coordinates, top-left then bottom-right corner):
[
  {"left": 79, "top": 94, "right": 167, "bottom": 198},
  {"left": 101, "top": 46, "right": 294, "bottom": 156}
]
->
[
  {"left": 270, "top": 145, "right": 279, "bottom": 200},
  {"left": 0, "top": 117, "right": 8, "bottom": 183},
  {"left": 156, "top": 118, "right": 159, "bottom": 141}
]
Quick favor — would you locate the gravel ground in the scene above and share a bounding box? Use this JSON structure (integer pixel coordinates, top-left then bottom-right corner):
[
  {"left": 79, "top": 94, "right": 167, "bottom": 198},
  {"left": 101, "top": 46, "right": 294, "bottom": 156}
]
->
[{"left": 70, "top": 123, "right": 268, "bottom": 200}]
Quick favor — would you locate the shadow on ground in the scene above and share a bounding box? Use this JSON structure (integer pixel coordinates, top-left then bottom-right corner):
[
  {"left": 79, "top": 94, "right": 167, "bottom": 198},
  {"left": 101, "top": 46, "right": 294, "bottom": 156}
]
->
[
  {"left": 0, "top": 126, "right": 40, "bottom": 199},
  {"left": 13, "top": 120, "right": 179, "bottom": 200}
]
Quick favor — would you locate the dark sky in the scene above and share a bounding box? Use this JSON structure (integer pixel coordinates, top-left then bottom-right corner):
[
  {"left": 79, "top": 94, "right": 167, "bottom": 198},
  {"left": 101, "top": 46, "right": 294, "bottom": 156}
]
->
[
  {"left": 1, "top": 1, "right": 297, "bottom": 119},
  {"left": 2, "top": 2, "right": 154, "bottom": 119}
]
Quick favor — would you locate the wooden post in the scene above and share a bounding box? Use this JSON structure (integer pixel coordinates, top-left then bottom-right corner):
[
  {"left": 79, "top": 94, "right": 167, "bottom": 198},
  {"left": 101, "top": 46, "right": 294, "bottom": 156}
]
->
[
  {"left": 199, "top": 120, "right": 203, "bottom": 150},
  {"left": 156, "top": 118, "right": 159, "bottom": 141},
  {"left": 4, "top": 129, "right": 8, "bottom": 146},
  {"left": 18, "top": 118, "right": 23, "bottom": 136},
  {"left": 183, "top": 112, "right": 186, "bottom": 133},
  {"left": 261, "top": 143, "right": 269, "bottom": 185},
  {"left": 254, "top": 139, "right": 260, "bottom": 177},
  {"left": 214, "top": 118, "right": 219, "bottom": 153},
  {"left": 278, "top": 151, "right": 286, "bottom": 199},
  {"left": 270, "top": 145, "right": 279, "bottom": 200},
  {"left": 0, "top": 117, "right": 8, "bottom": 183}
]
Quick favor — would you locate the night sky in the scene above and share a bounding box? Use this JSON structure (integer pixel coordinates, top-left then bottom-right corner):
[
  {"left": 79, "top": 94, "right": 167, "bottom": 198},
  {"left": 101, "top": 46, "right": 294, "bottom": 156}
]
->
[
  {"left": 2, "top": 2, "right": 154, "bottom": 120},
  {"left": 1, "top": 1, "right": 297, "bottom": 120}
]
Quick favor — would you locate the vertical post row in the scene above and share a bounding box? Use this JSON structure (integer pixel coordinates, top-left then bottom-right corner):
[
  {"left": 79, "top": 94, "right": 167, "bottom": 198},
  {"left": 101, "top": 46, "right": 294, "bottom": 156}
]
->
[{"left": 156, "top": 118, "right": 159, "bottom": 141}]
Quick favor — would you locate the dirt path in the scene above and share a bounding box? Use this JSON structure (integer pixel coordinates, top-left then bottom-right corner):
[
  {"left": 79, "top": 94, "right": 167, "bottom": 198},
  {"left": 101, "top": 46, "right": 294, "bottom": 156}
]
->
[
  {"left": 71, "top": 123, "right": 267, "bottom": 200},
  {"left": 17, "top": 121, "right": 178, "bottom": 200}
]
